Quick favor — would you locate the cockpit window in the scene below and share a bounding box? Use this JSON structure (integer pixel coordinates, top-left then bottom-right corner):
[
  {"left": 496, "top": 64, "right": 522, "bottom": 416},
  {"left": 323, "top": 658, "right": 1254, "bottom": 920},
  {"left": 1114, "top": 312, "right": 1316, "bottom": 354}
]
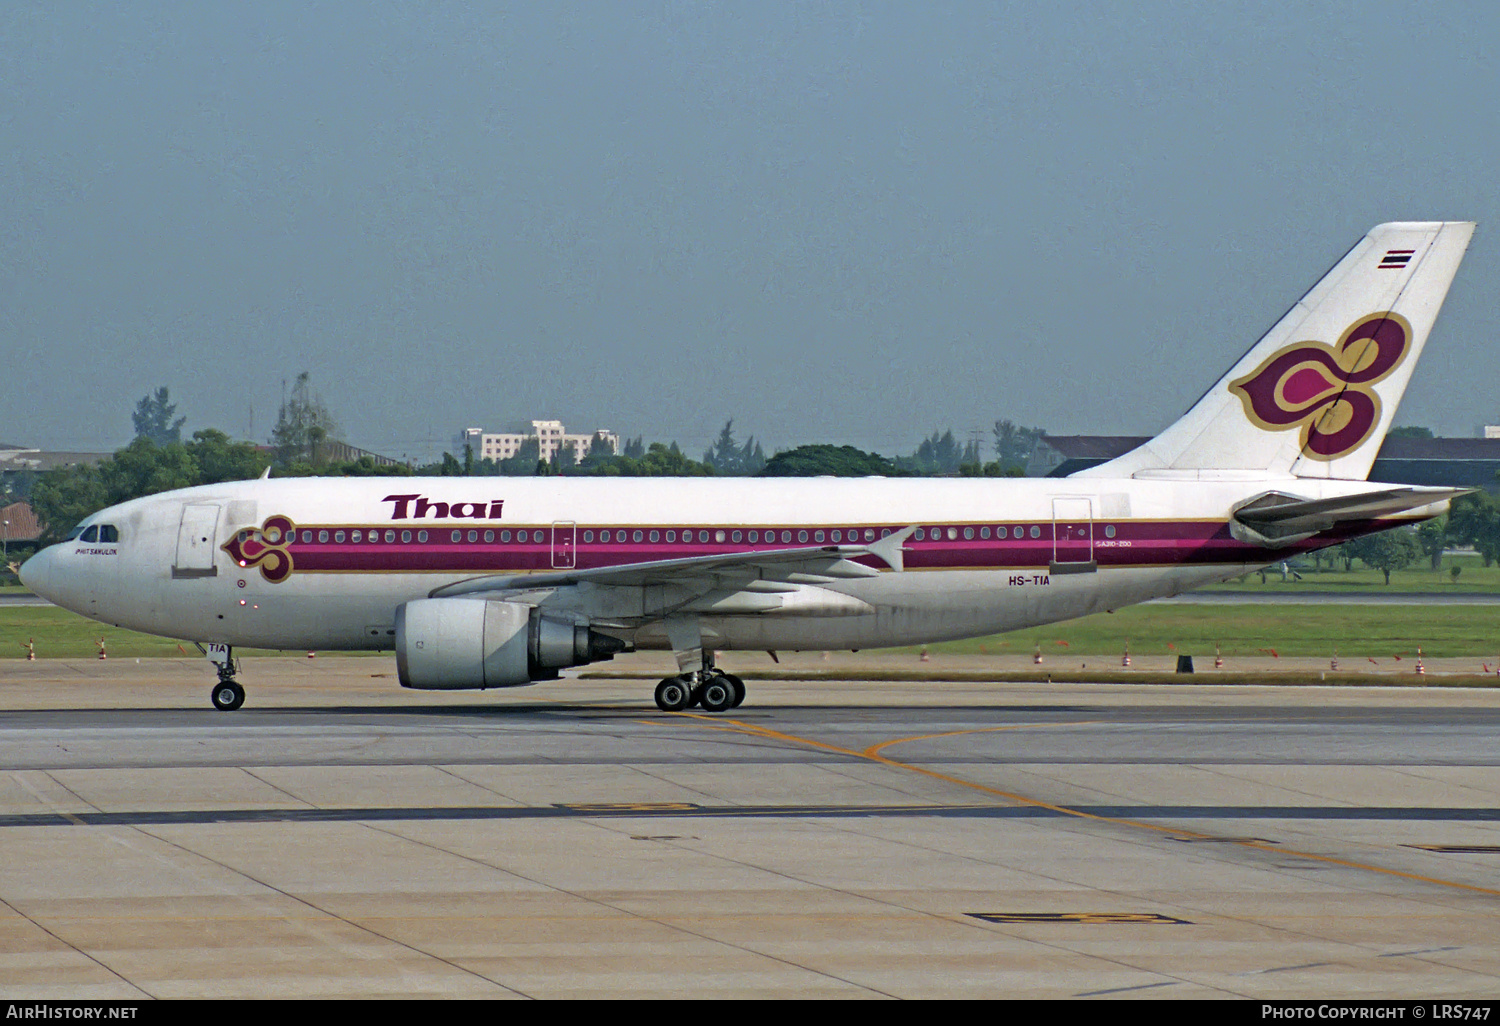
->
[
  {"left": 80, "top": 526, "right": 98, "bottom": 542},
  {"left": 64, "top": 524, "right": 86, "bottom": 541},
  {"left": 98, "top": 525, "right": 119, "bottom": 543}
]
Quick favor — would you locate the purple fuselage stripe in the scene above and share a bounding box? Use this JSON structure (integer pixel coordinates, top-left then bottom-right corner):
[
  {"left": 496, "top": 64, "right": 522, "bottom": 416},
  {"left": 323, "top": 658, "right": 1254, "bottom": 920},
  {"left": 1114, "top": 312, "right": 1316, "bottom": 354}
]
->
[{"left": 258, "top": 520, "right": 1383, "bottom": 575}]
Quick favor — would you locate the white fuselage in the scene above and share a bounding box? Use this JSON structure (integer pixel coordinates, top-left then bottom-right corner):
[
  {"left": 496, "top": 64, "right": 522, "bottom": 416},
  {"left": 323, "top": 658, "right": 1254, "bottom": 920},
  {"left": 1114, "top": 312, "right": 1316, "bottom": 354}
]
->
[{"left": 20, "top": 474, "right": 1422, "bottom": 657}]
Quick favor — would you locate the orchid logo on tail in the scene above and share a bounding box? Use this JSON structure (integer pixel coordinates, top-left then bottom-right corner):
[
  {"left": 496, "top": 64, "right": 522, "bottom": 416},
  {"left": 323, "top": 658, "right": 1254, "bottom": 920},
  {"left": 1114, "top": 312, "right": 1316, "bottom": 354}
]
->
[
  {"left": 222, "top": 515, "right": 295, "bottom": 582},
  {"left": 1228, "top": 312, "right": 1411, "bottom": 461}
]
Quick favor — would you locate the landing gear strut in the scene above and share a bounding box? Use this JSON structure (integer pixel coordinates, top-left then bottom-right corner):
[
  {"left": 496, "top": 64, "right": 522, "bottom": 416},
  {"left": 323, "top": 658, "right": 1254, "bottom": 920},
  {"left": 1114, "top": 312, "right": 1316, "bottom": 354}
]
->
[
  {"left": 653, "top": 617, "right": 747, "bottom": 713},
  {"left": 209, "top": 647, "right": 246, "bottom": 711}
]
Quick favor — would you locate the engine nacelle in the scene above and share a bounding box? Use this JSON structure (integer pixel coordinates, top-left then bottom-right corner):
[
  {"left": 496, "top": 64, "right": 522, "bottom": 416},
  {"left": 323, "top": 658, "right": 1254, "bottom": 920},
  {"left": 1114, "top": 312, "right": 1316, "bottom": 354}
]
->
[{"left": 395, "top": 598, "right": 626, "bottom": 690}]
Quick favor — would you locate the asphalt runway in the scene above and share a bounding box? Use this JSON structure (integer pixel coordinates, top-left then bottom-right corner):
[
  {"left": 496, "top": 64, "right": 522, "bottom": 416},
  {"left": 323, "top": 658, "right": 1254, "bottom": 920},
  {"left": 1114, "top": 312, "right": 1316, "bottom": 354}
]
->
[{"left": 2, "top": 656, "right": 1499, "bottom": 999}]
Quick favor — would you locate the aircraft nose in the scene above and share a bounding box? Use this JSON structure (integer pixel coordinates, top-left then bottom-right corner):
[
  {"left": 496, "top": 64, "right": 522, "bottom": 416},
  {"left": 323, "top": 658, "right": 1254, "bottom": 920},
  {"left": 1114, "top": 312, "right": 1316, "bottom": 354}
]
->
[{"left": 18, "top": 548, "right": 55, "bottom": 601}]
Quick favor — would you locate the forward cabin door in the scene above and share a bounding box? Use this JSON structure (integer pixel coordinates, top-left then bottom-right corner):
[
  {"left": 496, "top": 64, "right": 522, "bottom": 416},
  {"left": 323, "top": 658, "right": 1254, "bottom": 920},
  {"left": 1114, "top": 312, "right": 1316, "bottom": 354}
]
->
[
  {"left": 1050, "top": 497, "right": 1096, "bottom": 574},
  {"left": 551, "top": 521, "right": 577, "bottom": 569},
  {"left": 173, "top": 504, "right": 221, "bottom": 579}
]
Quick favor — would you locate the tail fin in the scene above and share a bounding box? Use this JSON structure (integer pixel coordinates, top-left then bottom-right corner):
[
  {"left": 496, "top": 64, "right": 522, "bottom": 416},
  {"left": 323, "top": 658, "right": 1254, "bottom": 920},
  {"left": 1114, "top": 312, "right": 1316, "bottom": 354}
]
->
[{"left": 1077, "top": 221, "right": 1475, "bottom": 481}]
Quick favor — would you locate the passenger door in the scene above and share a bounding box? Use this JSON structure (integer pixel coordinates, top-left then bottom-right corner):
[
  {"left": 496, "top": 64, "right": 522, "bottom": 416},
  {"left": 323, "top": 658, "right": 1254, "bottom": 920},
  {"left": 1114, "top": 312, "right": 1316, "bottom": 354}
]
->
[
  {"left": 173, "top": 504, "right": 221, "bottom": 579},
  {"left": 1050, "top": 497, "right": 1096, "bottom": 574}
]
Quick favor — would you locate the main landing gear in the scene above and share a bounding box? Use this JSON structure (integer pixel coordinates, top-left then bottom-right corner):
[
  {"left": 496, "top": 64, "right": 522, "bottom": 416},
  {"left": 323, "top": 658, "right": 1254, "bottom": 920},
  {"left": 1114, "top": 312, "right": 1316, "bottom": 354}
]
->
[
  {"left": 654, "top": 670, "right": 746, "bottom": 713},
  {"left": 209, "top": 647, "right": 246, "bottom": 711}
]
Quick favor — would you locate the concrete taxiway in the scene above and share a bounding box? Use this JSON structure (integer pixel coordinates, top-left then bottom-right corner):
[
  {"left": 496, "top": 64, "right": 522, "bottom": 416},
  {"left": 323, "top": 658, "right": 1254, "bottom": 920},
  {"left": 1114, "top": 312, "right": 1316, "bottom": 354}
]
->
[{"left": 1, "top": 654, "right": 1498, "bottom": 999}]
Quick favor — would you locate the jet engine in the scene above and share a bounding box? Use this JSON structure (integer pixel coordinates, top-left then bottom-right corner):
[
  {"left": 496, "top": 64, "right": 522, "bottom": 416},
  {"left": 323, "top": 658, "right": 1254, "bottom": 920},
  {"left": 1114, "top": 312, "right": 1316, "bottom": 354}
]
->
[{"left": 395, "top": 598, "right": 626, "bottom": 689}]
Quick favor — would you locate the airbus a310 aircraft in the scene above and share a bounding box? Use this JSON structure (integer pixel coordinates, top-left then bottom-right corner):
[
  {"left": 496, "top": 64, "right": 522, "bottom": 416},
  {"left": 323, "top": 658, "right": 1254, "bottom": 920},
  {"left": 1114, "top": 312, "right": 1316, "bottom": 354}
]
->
[{"left": 21, "top": 221, "right": 1476, "bottom": 712}]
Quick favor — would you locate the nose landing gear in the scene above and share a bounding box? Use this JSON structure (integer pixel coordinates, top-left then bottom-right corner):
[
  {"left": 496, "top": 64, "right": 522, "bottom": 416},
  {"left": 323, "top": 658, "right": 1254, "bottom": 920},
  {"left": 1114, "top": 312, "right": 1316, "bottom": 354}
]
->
[
  {"left": 211, "top": 678, "right": 246, "bottom": 711},
  {"left": 205, "top": 644, "right": 246, "bottom": 711}
]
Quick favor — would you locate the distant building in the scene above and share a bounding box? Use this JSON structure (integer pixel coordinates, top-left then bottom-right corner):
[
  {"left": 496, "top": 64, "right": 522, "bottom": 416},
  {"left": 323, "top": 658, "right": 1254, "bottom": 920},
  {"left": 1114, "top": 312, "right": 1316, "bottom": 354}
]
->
[
  {"left": 0, "top": 446, "right": 109, "bottom": 473},
  {"left": 456, "top": 421, "right": 620, "bottom": 464},
  {"left": 1028, "top": 435, "right": 1500, "bottom": 492},
  {"left": 315, "top": 440, "right": 404, "bottom": 467},
  {"left": 1, "top": 501, "right": 41, "bottom": 545}
]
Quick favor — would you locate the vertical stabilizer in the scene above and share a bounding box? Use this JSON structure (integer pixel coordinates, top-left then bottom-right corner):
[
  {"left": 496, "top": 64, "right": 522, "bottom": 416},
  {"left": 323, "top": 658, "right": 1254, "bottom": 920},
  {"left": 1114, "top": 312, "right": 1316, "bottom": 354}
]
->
[{"left": 1077, "top": 221, "right": 1474, "bottom": 481}]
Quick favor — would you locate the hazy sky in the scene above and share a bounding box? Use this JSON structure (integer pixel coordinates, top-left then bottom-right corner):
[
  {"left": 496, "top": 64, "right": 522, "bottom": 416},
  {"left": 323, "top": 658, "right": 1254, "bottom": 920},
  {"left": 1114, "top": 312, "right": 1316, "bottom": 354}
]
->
[{"left": 4, "top": 2, "right": 1498, "bottom": 459}]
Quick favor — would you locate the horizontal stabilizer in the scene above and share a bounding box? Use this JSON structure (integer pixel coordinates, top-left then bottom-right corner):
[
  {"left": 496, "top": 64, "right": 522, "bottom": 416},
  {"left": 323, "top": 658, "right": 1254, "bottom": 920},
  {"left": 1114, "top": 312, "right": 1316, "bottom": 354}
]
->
[{"left": 1230, "top": 486, "right": 1464, "bottom": 547}]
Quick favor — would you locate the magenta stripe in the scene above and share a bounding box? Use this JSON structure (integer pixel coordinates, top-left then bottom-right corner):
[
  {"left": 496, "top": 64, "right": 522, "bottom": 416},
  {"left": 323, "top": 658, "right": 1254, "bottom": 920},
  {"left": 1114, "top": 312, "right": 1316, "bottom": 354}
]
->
[{"left": 263, "top": 517, "right": 1391, "bottom": 575}]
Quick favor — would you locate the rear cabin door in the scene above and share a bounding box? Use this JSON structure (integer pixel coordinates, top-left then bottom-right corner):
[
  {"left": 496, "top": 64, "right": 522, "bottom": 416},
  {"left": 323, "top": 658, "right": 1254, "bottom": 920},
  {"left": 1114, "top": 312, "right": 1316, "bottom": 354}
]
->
[
  {"left": 551, "top": 521, "right": 577, "bottom": 569},
  {"left": 1050, "top": 497, "right": 1096, "bottom": 574},
  {"left": 173, "top": 504, "right": 221, "bottom": 578}
]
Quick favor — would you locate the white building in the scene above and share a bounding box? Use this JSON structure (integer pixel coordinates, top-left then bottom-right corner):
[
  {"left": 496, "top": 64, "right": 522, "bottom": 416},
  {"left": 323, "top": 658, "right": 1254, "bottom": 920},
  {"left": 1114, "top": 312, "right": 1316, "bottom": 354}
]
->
[{"left": 456, "top": 421, "right": 620, "bottom": 464}]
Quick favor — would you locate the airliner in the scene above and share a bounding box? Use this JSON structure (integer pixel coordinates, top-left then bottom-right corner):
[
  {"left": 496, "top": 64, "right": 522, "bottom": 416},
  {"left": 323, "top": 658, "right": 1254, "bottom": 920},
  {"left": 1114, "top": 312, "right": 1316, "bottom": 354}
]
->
[{"left": 20, "top": 221, "right": 1476, "bottom": 713}]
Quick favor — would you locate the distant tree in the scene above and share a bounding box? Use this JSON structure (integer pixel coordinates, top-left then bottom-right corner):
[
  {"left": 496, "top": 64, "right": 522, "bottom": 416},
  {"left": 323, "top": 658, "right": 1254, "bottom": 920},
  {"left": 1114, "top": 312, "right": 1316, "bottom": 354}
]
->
[
  {"left": 1416, "top": 517, "right": 1447, "bottom": 571},
  {"left": 1387, "top": 426, "right": 1435, "bottom": 439},
  {"left": 567, "top": 441, "right": 713, "bottom": 477},
  {"left": 759, "top": 444, "right": 898, "bottom": 478},
  {"left": 182, "top": 429, "right": 269, "bottom": 483},
  {"left": 1347, "top": 527, "right": 1422, "bottom": 585},
  {"left": 132, "top": 387, "right": 186, "bottom": 446},
  {"left": 270, "top": 373, "right": 340, "bottom": 467},
  {"left": 29, "top": 464, "right": 110, "bottom": 544},
  {"left": 703, "top": 420, "right": 767, "bottom": 476},
  {"left": 623, "top": 436, "right": 645, "bottom": 459},
  {"left": 1446, "top": 492, "right": 1500, "bottom": 566},
  {"left": 28, "top": 430, "right": 269, "bottom": 542},
  {"left": 993, "top": 420, "right": 1046, "bottom": 473},
  {"left": 581, "top": 432, "right": 615, "bottom": 468},
  {"left": 497, "top": 437, "right": 541, "bottom": 476}
]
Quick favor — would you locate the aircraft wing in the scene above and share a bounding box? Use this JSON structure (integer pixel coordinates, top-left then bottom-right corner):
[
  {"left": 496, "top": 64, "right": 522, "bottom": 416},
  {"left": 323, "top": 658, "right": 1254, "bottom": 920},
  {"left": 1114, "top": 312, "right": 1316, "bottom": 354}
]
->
[
  {"left": 428, "top": 526, "right": 917, "bottom": 599},
  {"left": 1231, "top": 486, "right": 1465, "bottom": 545}
]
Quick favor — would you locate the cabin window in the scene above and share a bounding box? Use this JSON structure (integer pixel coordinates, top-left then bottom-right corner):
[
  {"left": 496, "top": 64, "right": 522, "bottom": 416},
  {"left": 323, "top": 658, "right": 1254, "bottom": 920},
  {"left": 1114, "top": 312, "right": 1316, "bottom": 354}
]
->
[
  {"left": 914, "top": 528, "right": 925, "bottom": 541},
  {"left": 501, "top": 530, "right": 512, "bottom": 542},
  {"left": 384, "top": 530, "right": 396, "bottom": 543},
  {"left": 483, "top": 530, "right": 494, "bottom": 543},
  {"left": 649, "top": 530, "right": 659, "bottom": 543},
  {"left": 352, "top": 530, "right": 363, "bottom": 542},
  {"left": 777, "top": 530, "right": 789, "bottom": 543},
  {"left": 797, "top": 530, "right": 808, "bottom": 543},
  {"left": 865, "top": 529, "right": 875, "bottom": 541},
  {"left": 731, "top": 530, "right": 742, "bottom": 543},
  {"left": 963, "top": 527, "right": 974, "bottom": 540},
  {"left": 451, "top": 530, "right": 462, "bottom": 542},
  {"left": 665, "top": 530, "right": 675, "bottom": 542},
  {"left": 748, "top": 531, "right": 758, "bottom": 543},
  {"left": 633, "top": 530, "right": 644, "bottom": 543},
  {"left": 418, "top": 531, "right": 428, "bottom": 543},
  {"left": 401, "top": 530, "right": 412, "bottom": 543},
  {"left": 1029, "top": 525, "right": 1041, "bottom": 539},
  {"left": 334, "top": 531, "right": 345, "bottom": 543},
  {"left": 318, "top": 530, "right": 329, "bottom": 543},
  {"left": 80, "top": 526, "right": 98, "bottom": 542},
  {"left": 814, "top": 530, "right": 825, "bottom": 543},
  {"left": 583, "top": 531, "right": 594, "bottom": 543},
  {"left": 1104, "top": 525, "right": 1116, "bottom": 538},
  {"left": 947, "top": 527, "right": 958, "bottom": 541},
  {"left": 979, "top": 526, "right": 990, "bottom": 540}
]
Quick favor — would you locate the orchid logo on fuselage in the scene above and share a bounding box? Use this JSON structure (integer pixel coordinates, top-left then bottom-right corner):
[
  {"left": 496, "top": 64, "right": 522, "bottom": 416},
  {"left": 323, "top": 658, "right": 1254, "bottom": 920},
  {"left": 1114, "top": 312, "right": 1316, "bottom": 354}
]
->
[
  {"left": 222, "top": 515, "right": 295, "bottom": 582},
  {"left": 1228, "top": 312, "right": 1411, "bottom": 461}
]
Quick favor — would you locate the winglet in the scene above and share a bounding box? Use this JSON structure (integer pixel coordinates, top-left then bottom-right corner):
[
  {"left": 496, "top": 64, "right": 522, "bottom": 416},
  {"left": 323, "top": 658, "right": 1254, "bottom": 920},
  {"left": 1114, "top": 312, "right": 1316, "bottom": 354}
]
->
[
  {"left": 864, "top": 525, "right": 918, "bottom": 572},
  {"left": 259, "top": 466, "right": 272, "bottom": 480}
]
